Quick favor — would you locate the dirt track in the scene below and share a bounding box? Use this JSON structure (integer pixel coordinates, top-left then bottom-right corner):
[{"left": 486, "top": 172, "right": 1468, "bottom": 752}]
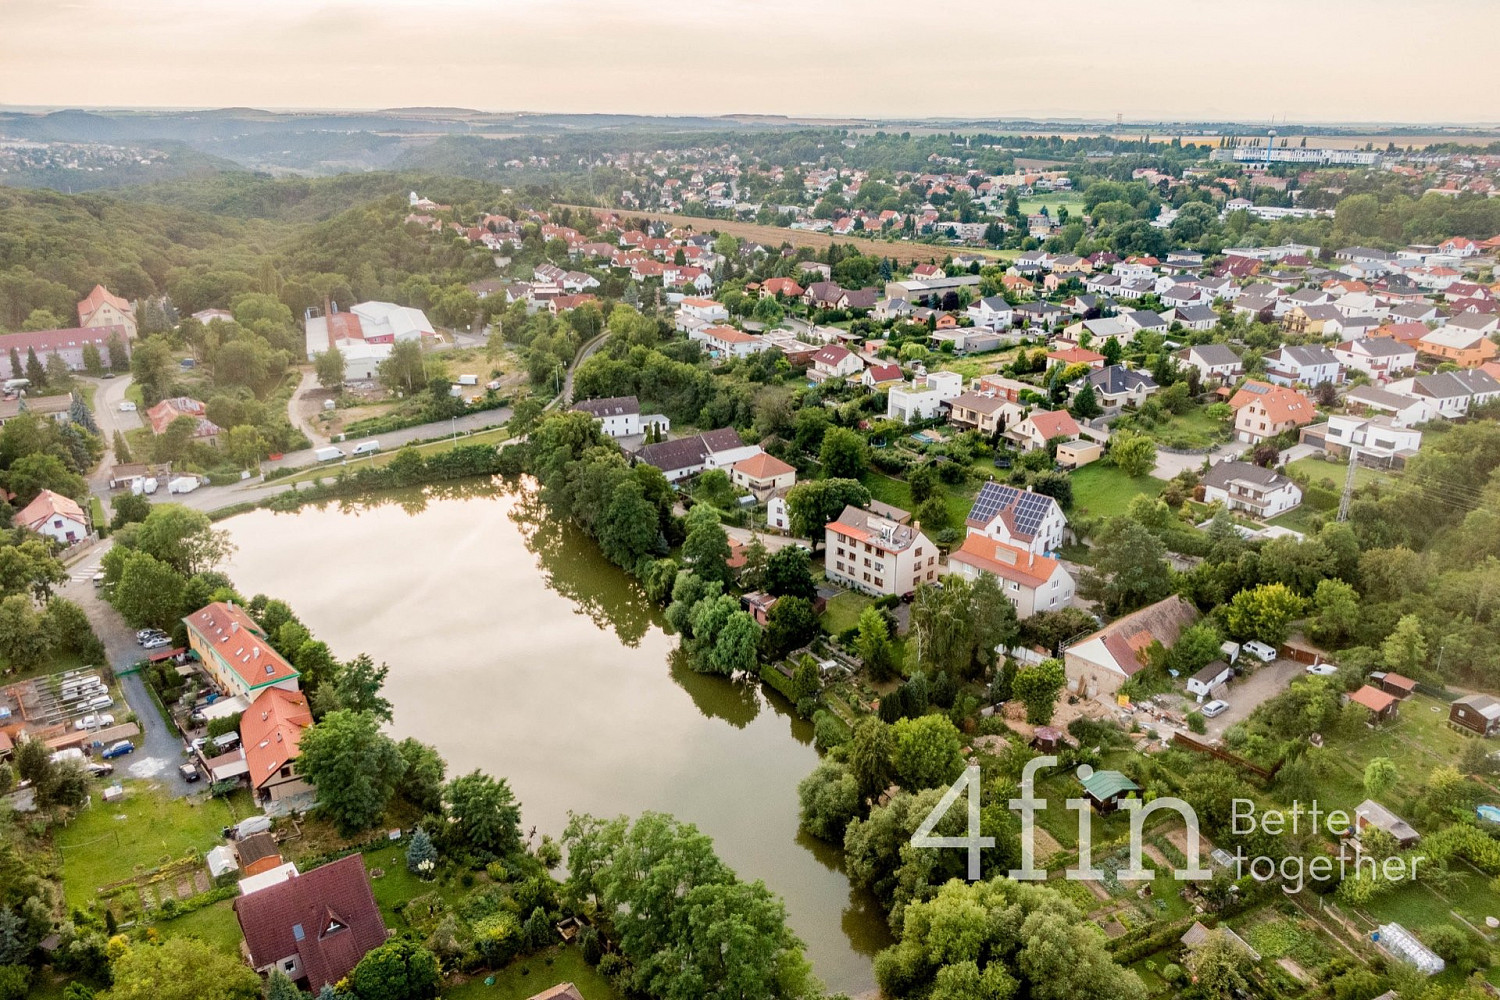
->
[{"left": 558, "top": 205, "right": 1014, "bottom": 266}]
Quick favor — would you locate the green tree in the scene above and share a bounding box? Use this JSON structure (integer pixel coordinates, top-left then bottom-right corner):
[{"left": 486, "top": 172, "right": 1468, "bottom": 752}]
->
[
  {"left": 128, "top": 336, "right": 176, "bottom": 405},
  {"left": 1363, "top": 756, "right": 1398, "bottom": 799},
  {"left": 1222, "top": 582, "right": 1304, "bottom": 645},
  {"left": 762, "top": 596, "right": 819, "bottom": 660},
  {"left": 297, "top": 710, "right": 406, "bottom": 835},
  {"left": 111, "top": 550, "right": 185, "bottom": 628},
  {"left": 132, "top": 504, "right": 234, "bottom": 576},
  {"left": 108, "top": 492, "right": 151, "bottom": 532},
  {"left": 377, "top": 340, "right": 428, "bottom": 394},
  {"left": 106, "top": 938, "right": 261, "bottom": 1000},
  {"left": 891, "top": 715, "right": 965, "bottom": 790},
  {"left": 265, "top": 971, "right": 303, "bottom": 1000},
  {"left": 797, "top": 759, "right": 860, "bottom": 842},
  {"left": 3, "top": 452, "right": 87, "bottom": 506},
  {"left": 326, "top": 653, "right": 393, "bottom": 722},
  {"left": 765, "top": 545, "right": 817, "bottom": 600},
  {"left": 706, "top": 610, "right": 761, "bottom": 676},
  {"left": 681, "top": 505, "right": 732, "bottom": 586},
  {"left": 349, "top": 940, "right": 441, "bottom": 1000},
  {"left": 1069, "top": 382, "right": 1102, "bottom": 419},
  {"left": 784, "top": 478, "right": 872, "bottom": 546},
  {"left": 1380, "top": 613, "right": 1427, "bottom": 676},
  {"left": 0, "top": 538, "right": 66, "bottom": 600},
  {"left": 0, "top": 596, "right": 49, "bottom": 672},
  {"left": 444, "top": 771, "right": 522, "bottom": 856},
  {"left": 406, "top": 827, "right": 438, "bottom": 878},
  {"left": 1012, "top": 658, "right": 1067, "bottom": 724},
  {"left": 1308, "top": 578, "right": 1360, "bottom": 647},
  {"left": 855, "top": 604, "right": 898, "bottom": 681},
  {"left": 1078, "top": 517, "right": 1170, "bottom": 614},
  {"left": 1109, "top": 429, "right": 1157, "bottom": 478},
  {"left": 819, "top": 427, "right": 869, "bottom": 479},
  {"left": 1182, "top": 928, "right": 1250, "bottom": 1000},
  {"left": 395, "top": 738, "right": 446, "bottom": 814}
]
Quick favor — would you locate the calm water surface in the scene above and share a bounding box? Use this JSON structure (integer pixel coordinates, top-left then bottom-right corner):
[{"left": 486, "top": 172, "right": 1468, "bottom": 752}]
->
[{"left": 222, "top": 484, "right": 890, "bottom": 993}]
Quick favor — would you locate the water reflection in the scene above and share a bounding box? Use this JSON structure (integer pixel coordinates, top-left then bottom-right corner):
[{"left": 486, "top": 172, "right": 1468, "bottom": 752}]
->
[{"left": 221, "top": 484, "right": 891, "bottom": 993}]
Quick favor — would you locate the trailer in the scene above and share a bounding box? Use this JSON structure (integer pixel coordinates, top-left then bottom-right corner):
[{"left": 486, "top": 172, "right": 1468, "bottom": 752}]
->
[
  {"left": 457, "top": 374, "right": 479, "bottom": 386},
  {"left": 168, "top": 476, "right": 200, "bottom": 494}
]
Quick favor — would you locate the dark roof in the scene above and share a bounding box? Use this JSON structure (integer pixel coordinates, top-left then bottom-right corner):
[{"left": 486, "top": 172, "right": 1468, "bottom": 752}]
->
[
  {"left": 634, "top": 429, "right": 745, "bottom": 473},
  {"left": 1171, "top": 304, "right": 1219, "bottom": 324},
  {"left": 1180, "top": 343, "right": 1241, "bottom": 366},
  {"left": 1192, "top": 660, "right": 1232, "bottom": 683},
  {"left": 572, "top": 395, "right": 639, "bottom": 418},
  {"left": 965, "top": 482, "right": 1060, "bottom": 541},
  {"left": 1273, "top": 344, "right": 1340, "bottom": 367},
  {"left": 1409, "top": 370, "right": 1500, "bottom": 399},
  {"left": 1202, "top": 460, "right": 1292, "bottom": 491},
  {"left": 234, "top": 855, "right": 387, "bottom": 991},
  {"left": 1088, "top": 365, "right": 1157, "bottom": 395},
  {"left": 237, "top": 831, "right": 282, "bottom": 868}
]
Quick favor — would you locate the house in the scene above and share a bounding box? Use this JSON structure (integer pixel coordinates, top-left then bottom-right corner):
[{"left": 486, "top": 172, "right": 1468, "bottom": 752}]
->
[
  {"left": 824, "top": 505, "right": 938, "bottom": 597},
  {"left": 12, "top": 489, "right": 89, "bottom": 546},
  {"left": 804, "top": 281, "right": 844, "bottom": 309},
  {"left": 1343, "top": 385, "right": 1434, "bottom": 426},
  {"left": 1348, "top": 685, "right": 1400, "bottom": 723},
  {"left": 886, "top": 371, "right": 964, "bottom": 423},
  {"left": 1354, "top": 799, "right": 1419, "bottom": 847},
  {"left": 946, "top": 392, "right": 1023, "bottom": 435},
  {"left": 1373, "top": 671, "right": 1418, "bottom": 699},
  {"left": 1120, "top": 309, "right": 1168, "bottom": 335},
  {"left": 184, "top": 601, "right": 300, "bottom": 701},
  {"left": 860, "top": 363, "right": 905, "bottom": 390},
  {"left": 810, "top": 344, "right": 863, "bottom": 382},
  {"left": 1387, "top": 370, "right": 1500, "bottom": 418},
  {"left": 1449, "top": 693, "right": 1500, "bottom": 737},
  {"left": 967, "top": 296, "right": 1015, "bottom": 330},
  {"left": 691, "top": 325, "right": 767, "bottom": 359},
  {"left": 1078, "top": 769, "right": 1140, "bottom": 813},
  {"left": 1006, "top": 409, "right": 1080, "bottom": 453},
  {"left": 1308, "top": 412, "right": 1421, "bottom": 465},
  {"left": 146, "top": 396, "right": 221, "bottom": 439},
  {"left": 1265, "top": 345, "right": 1343, "bottom": 387},
  {"left": 0, "top": 325, "right": 130, "bottom": 380},
  {"left": 233, "top": 854, "right": 389, "bottom": 992},
  {"left": 677, "top": 297, "right": 729, "bottom": 324},
  {"left": 836, "top": 288, "right": 879, "bottom": 312},
  {"left": 1187, "top": 660, "right": 1234, "bottom": 700},
  {"left": 1175, "top": 344, "right": 1243, "bottom": 384},
  {"left": 1085, "top": 365, "right": 1158, "bottom": 408},
  {"left": 240, "top": 687, "right": 313, "bottom": 806},
  {"left": 964, "top": 482, "right": 1067, "bottom": 556},
  {"left": 1229, "top": 381, "right": 1315, "bottom": 444},
  {"left": 526, "top": 985, "right": 587, "bottom": 1000},
  {"left": 1014, "top": 302, "right": 1067, "bottom": 329},
  {"left": 761, "top": 277, "right": 803, "bottom": 299},
  {"left": 1417, "top": 320, "right": 1499, "bottom": 367},
  {"left": 572, "top": 396, "right": 641, "bottom": 438},
  {"left": 946, "top": 534, "right": 1075, "bottom": 616},
  {"left": 1047, "top": 346, "right": 1106, "bottom": 369},
  {"left": 1201, "top": 462, "right": 1302, "bottom": 518},
  {"left": 633, "top": 428, "right": 760, "bottom": 483},
  {"left": 1064, "top": 316, "right": 1135, "bottom": 346},
  {"left": 1064, "top": 596, "right": 1199, "bottom": 698},
  {"left": 1056, "top": 439, "right": 1104, "bottom": 468},
  {"left": 1163, "top": 304, "right": 1219, "bottom": 331},
  {"left": 77, "top": 284, "right": 136, "bottom": 340},
  {"left": 1331, "top": 337, "right": 1417, "bottom": 380},
  {"left": 731, "top": 453, "right": 796, "bottom": 499}
]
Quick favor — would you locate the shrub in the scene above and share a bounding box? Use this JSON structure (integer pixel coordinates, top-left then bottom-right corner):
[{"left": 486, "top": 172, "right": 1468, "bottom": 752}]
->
[{"left": 1187, "top": 711, "right": 1206, "bottom": 734}]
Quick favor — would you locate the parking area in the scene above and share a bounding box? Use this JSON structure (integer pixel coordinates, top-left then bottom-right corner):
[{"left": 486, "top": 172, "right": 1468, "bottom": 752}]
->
[{"left": 1202, "top": 656, "right": 1307, "bottom": 736}]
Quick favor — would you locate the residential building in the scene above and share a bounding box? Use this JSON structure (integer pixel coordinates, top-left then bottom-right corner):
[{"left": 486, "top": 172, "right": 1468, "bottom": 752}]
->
[
  {"left": 1229, "top": 381, "right": 1315, "bottom": 444},
  {"left": 824, "top": 505, "right": 938, "bottom": 597},
  {"left": 1387, "top": 370, "right": 1500, "bottom": 418},
  {"left": 1006, "top": 409, "right": 1080, "bottom": 453},
  {"left": 77, "top": 284, "right": 136, "bottom": 340},
  {"left": 1162, "top": 304, "right": 1219, "bottom": 331},
  {"left": 146, "top": 396, "right": 221, "bottom": 439},
  {"left": 809, "top": 344, "right": 863, "bottom": 382},
  {"left": 0, "top": 325, "right": 130, "bottom": 380},
  {"left": 691, "top": 325, "right": 767, "bottom": 359},
  {"left": 886, "top": 370, "right": 964, "bottom": 423},
  {"left": 964, "top": 482, "right": 1067, "bottom": 556},
  {"left": 12, "top": 489, "right": 89, "bottom": 545},
  {"left": 860, "top": 362, "right": 905, "bottom": 389},
  {"left": 1063, "top": 596, "right": 1200, "bottom": 698},
  {"left": 1343, "top": 385, "right": 1434, "bottom": 426},
  {"left": 1305, "top": 413, "right": 1422, "bottom": 465},
  {"left": 966, "top": 296, "right": 1015, "bottom": 330},
  {"left": 633, "top": 428, "right": 760, "bottom": 482},
  {"left": 240, "top": 687, "right": 313, "bottom": 806},
  {"left": 1265, "top": 345, "right": 1343, "bottom": 387},
  {"left": 1200, "top": 461, "right": 1303, "bottom": 518},
  {"left": 572, "top": 396, "right": 641, "bottom": 438},
  {"left": 184, "top": 601, "right": 301, "bottom": 701},
  {"left": 233, "top": 855, "right": 389, "bottom": 992},
  {"left": 677, "top": 297, "right": 728, "bottom": 324},
  {"left": 1047, "top": 346, "right": 1106, "bottom": 369},
  {"left": 947, "top": 534, "right": 1075, "bottom": 615},
  {"left": 1331, "top": 337, "right": 1418, "bottom": 380},
  {"left": 946, "top": 392, "right": 1023, "bottom": 435},
  {"left": 730, "top": 452, "right": 796, "bottom": 499},
  {"left": 1174, "top": 344, "right": 1243, "bottom": 384},
  {"left": 1417, "top": 320, "right": 1499, "bottom": 367},
  {"left": 1084, "top": 365, "right": 1158, "bottom": 408}
]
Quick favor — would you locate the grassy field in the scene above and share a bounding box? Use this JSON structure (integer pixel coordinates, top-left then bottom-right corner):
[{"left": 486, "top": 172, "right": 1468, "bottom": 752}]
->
[
  {"left": 443, "top": 945, "right": 621, "bottom": 1000},
  {"left": 1287, "top": 456, "right": 1399, "bottom": 492},
  {"left": 1267, "top": 506, "right": 1326, "bottom": 535},
  {"left": 1069, "top": 463, "right": 1164, "bottom": 519},
  {"left": 860, "top": 470, "right": 977, "bottom": 528},
  {"left": 53, "top": 783, "right": 252, "bottom": 907},
  {"left": 1315, "top": 693, "right": 1474, "bottom": 812},
  {"left": 822, "top": 591, "right": 875, "bottom": 635},
  {"left": 1117, "top": 406, "right": 1230, "bottom": 451},
  {"left": 1015, "top": 193, "right": 1085, "bottom": 219}
]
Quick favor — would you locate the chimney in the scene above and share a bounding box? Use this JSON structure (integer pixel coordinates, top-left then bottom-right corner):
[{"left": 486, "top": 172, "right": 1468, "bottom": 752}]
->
[{"left": 230, "top": 622, "right": 239, "bottom": 635}]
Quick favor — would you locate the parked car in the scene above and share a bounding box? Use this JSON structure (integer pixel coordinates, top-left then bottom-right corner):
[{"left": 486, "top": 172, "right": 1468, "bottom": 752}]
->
[
  {"left": 1241, "top": 641, "right": 1278, "bottom": 663},
  {"left": 84, "top": 761, "right": 114, "bottom": 778},
  {"left": 118, "top": 401, "right": 137, "bottom": 411},
  {"left": 73, "top": 713, "right": 115, "bottom": 731},
  {"left": 135, "top": 628, "right": 162, "bottom": 641},
  {"left": 179, "top": 763, "right": 201, "bottom": 782},
  {"left": 1201, "top": 700, "right": 1231, "bottom": 719},
  {"left": 1306, "top": 663, "right": 1338, "bottom": 676},
  {"left": 101, "top": 741, "right": 135, "bottom": 759},
  {"left": 142, "top": 636, "right": 172, "bottom": 650}
]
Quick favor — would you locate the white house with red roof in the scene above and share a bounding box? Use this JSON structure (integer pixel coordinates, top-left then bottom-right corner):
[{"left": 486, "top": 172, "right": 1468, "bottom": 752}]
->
[
  {"left": 860, "top": 362, "right": 905, "bottom": 389},
  {"left": 0, "top": 326, "right": 129, "bottom": 380},
  {"left": 12, "top": 489, "right": 90, "bottom": 545},
  {"left": 241, "top": 687, "right": 314, "bottom": 806},
  {"left": 825, "top": 505, "right": 938, "bottom": 597},
  {"left": 947, "top": 534, "right": 1075, "bottom": 616},
  {"left": 184, "top": 601, "right": 300, "bottom": 701},
  {"left": 810, "top": 344, "right": 863, "bottom": 382},
  {"left": 1007, "top": 409, "right": 1081, "bottom": 453},
  {"left": 77, "top": 284, "right": 136, "bottom": 340},
  {"left": 731, "top": 452, "right": 796, "bottom": 498},
  {"left": 691, "top": 325, "right": 767, "bottom": 359}
]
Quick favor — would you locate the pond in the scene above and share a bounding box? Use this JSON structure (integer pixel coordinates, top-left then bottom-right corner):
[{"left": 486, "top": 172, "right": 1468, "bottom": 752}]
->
[{"left": 222, "top": 483, "right": 890, "bottom": 994}]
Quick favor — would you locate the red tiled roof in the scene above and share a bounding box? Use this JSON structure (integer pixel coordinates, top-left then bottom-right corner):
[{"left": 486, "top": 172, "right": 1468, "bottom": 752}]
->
[
  {"left": 0, "top": 325, "right": 126, "bottom": 360},
  {"left": 241, "top": 687, "right": 313, "bottom": 791},
  {"left": 234, "top": 855, "right": 388, "bottom": 991},
  {"left": 77, "top": 284, "right": 131, "bottom": 324},
  {"left": 184, "top": 602, "right": 299, "bottom": 689},
  {"left": 1024, "top": 410, "right": 1080, "bottom": 441},
  {"left": 732, "top": 452, "right": 795, "bottom": 479},
  {"left": 1349, "top": 685, "right": 1397, "bottom": 713},
  {"left": 949, "top": 534, "right": 1060, "bottom": 588},
  {"left": 13, "top": 489, "right": 87, "bottom": 532}
]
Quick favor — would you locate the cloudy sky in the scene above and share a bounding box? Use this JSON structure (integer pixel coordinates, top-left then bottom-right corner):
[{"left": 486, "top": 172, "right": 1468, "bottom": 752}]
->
[{"left": 3, "top": 0, "right": 1497, "bottom": 123}]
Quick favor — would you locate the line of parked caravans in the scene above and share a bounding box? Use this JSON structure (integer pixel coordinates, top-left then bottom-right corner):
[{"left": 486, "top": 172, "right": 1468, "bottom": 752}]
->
[{"left": 59, "top": 672, "right": 113, "bottom": 714}]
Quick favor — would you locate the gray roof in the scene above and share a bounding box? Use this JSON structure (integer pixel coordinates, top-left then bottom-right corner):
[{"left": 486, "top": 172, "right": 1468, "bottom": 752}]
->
[
  {"left": 1180, "top": 343, "right": 1242, "bottom": 366},
  {"left": 1453, "top": 693, "right": 1500, "bottom": 720},
  {"left": 573, "top": 395, "right": 640, "bottom": 418},
  {"left": 1274, "top": 344, "right": 1341, "bottom": 367},
  {"left": 634, "top": 428, "right": 745, "bottom": 472},
  {"left": 1170, "top": 304, "right": 1219, "bottom": 324},
  {"left": 1344, "top": 337, "right": 1412, "bottom": 358},
  {"left": 1356, "top": 799, "right": 1419, "bottom": 842},
  {"left": 1088, "top": 365, "right": 1157, "bottom": 395},
  {"left": 1410, "top": 370, "right": 1500, "bottom": 400},
  {"left": 1202, "top": 460, "right": 1291, "bottom": 491}
]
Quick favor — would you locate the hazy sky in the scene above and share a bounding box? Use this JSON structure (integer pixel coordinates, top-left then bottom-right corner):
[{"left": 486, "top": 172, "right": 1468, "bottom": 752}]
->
[{"left": 3, "top": 0, "right": 1498, "bottom": 123}]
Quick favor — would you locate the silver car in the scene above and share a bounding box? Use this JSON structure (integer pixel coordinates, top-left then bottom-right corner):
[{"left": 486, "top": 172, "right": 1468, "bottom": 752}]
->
[{"left": 1201, "top": 699, "right": 1231, "bottom": 718}]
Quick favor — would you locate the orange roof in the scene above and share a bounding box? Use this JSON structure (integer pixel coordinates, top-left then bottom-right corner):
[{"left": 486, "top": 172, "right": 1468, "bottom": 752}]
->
[
  {"left": 1349, "top": 685, "right": 1397, "bottom": 713},
  {"left": 13, "top": 489, "right": 87, "bottom": 531},
  {"left": 702, "top": 325, "right": 759, "bottom": 344},
  {"left": 732, "top": 452, "right": 795, "bottom": 479},
  {"left": 1048, "top": 347, "right": 1105, "bottom": 364},
  {"left": 680, "top": 297, "right": 721, "bottom": 308},
  {"left": 1024, "top": 410, "right": 1080, "bottom": 441},
  {"left": 184, "top": 601, "right": 299, "bottom": 690},
  {"left": 949, "top": 534, "right": 1061, "bottom": 588},
  {"left": 77, "top": 284, "right": 130, "bottom": 323},
  {"left": 1228, "top": 380, "right": 1314, "bottom": 427},
  {"left": 241, "top": 687, "right": 312, "bottom": 790},
  {"left": 1381, "top": 672, "right": 1417, "bottom": 692}
]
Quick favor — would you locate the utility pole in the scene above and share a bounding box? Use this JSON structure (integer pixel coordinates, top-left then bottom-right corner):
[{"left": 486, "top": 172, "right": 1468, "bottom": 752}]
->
[{"left": 1336, "top": 445, "right": 1359, "bottom": 522}]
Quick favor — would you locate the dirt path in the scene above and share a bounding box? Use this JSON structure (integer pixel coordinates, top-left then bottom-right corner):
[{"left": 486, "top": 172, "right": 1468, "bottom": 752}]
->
[{"left": 287, "top": 366, "right": 327, "bottom": 446}]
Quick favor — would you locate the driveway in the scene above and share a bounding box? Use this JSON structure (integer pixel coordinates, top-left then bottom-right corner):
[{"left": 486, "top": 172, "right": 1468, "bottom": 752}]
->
[
  {"left": 1202, "top": 657, "right": 1305, "bottom": 737},
  {"left": 1153, "top": 441, "right": 1242, "bottom": 480},
  {"left": 286, "top": 366, "right": 328, "bottom": 448},
  {"left": 61, "top": 550, "right": 199, "bottom": 797},
  {"left": 724, "top": 524, "right": 808, "bottom": 553}
]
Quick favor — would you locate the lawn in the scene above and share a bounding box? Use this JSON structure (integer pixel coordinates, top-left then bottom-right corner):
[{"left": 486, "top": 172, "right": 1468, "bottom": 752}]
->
[
  {"left": 1116, "top": 406, "right": 1230, "bottom": 451},
  {"left": 860, "top": 470, "right": 977, "bottom": 528},
  {"left": 1015, "top": 193, "right": 1085, "bottom": 219},
  {"left": 53, "top": 782, "right": 252, "bottom": 907},
  {"left": 1287, "top": 456, "right": 1399, "bottom": 492},
  {"left": 1266, "top": 506, "right": 1325, "bottom": 535},
  {"left": 1069, "top": 463, "right": 1164, "bottom": 519},
  {"left": 1316, "top": 694, "right": 1474, "bottom": 811},
  {"left": 155, "top": 898, "right": 243, "bottom": 952},
  {"left": 822, "top": 591, "right": 874, "bottom": 636},
  {"left": 443, "top": 945, "right": 621, "bottom": 1000},
  {"left": 360, "top": 843, "right": 470, "bottom": 926}
]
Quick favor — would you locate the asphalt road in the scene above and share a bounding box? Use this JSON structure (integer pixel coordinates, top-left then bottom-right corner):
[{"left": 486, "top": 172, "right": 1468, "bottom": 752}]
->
[{"left": 62, "top": 550, "right": 199, "bottom": 797}]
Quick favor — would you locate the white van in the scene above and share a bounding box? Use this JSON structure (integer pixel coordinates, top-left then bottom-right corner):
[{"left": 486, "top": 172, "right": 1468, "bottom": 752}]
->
[
  {"left": 315, "top": 446, "right": 345, "bottom": 462},
  {"left": 86, "top": 695, "right": 114, "bottom": 710},
  {"left": 351, "top": 440, "right": 380, "bottom": 456},
  {"left": 457, "top": 374, "right": 478, "bottom": 386}
]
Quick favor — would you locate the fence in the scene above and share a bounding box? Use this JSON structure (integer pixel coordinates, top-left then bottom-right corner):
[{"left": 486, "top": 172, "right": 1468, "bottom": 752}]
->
[{"left": 1171, "top": 731, "right": 1283, "bottom": 781}]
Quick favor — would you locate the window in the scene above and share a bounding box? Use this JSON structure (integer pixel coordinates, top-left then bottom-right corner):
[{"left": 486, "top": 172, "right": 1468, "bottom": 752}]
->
[{"left": 283, "top": 960, "right": 296, "bottom": 973}]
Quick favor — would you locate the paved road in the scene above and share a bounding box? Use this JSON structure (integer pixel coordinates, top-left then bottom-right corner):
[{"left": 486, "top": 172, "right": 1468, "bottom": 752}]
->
[
  {"left": 81, "top": 374, "right": 140, "bottom": 515},
  {"left": 61, "top": 549, "right": 198, "bottom": 797},
  {"left": 1152, "top": 441, "right": 1242, "bottom": 480}
]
